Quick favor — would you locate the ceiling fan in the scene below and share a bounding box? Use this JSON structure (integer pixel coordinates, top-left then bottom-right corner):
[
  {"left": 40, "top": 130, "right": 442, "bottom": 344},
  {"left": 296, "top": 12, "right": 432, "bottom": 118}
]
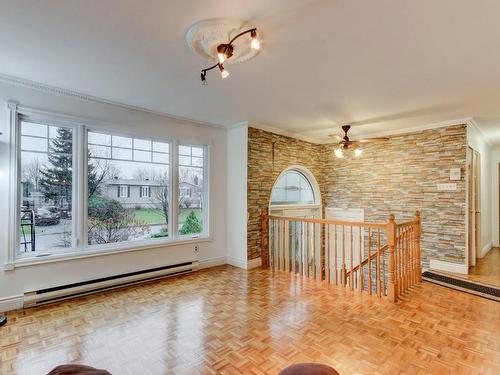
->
[{"left": 328, "top": 125, "right": 389, "bottom": 158}]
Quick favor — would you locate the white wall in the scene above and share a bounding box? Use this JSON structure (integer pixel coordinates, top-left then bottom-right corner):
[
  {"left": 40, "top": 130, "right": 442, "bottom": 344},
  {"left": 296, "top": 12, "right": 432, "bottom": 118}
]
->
[
  {"left": 226, "top": 124, "right": 249, "bottom": 268},
  {"left": 467, "top": 123, "right": 493, "bottom": 258},
  {"left": 491, "top": 146, "right": 500, "bottom": 247},
  {"left": 0, "top": 79, "right": 228, "bottom": 310}
]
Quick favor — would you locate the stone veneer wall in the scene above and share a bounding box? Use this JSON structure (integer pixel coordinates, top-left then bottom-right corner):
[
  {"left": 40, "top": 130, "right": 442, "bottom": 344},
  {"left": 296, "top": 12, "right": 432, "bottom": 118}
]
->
[
  {"left": 247, "top": 127, "right": 323, "bottom": 260},
  {"left": 319, "top": 124, "right": 467, "bottom": 266},
  {"left": 247, "top": 125, "right": 467, "bottom": 266}
]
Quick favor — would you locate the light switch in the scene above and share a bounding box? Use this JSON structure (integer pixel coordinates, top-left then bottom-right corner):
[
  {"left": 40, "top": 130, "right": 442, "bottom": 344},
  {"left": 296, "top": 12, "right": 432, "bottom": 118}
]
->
[{"left": 450, "top": 168, "right": 461, "bottom": 181}]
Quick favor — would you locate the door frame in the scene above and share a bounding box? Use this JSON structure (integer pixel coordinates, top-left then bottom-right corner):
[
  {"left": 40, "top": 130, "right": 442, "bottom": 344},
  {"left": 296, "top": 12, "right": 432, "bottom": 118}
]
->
[{"left": 467, "top": 146, "right": 481, "bottom": 268}]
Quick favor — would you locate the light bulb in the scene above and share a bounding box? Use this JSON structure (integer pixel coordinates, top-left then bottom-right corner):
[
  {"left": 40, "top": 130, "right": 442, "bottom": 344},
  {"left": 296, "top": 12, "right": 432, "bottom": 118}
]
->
[
  {"left": 250, "top": 30, "right": 261, "bottom": 50},
  {"left": 334, "top": 148, "right": 344, "bottom": 158},
  {"left": 219, "top": 64, "right": 229, "bottom": 79},
  {"left": 201, "top": 72, "right": 207, "bottom": 86},
  {"left": 251, "top": 38, "right": 261, "bottom": 50},
  {"left": 354, "top": 148, "right": 363, "bottom": 157},
  {"left": 217, "top": 52, "right": 226, "bottom": 64}
]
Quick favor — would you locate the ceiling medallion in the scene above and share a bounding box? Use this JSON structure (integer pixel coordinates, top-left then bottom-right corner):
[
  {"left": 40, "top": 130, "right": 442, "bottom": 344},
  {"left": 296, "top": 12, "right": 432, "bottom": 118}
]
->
[
  {"left": 186, "top": 18, "right": 262, "bottom": 85},
  {"left": 328, "top": 125, "right": 389, "bottom": 158}
]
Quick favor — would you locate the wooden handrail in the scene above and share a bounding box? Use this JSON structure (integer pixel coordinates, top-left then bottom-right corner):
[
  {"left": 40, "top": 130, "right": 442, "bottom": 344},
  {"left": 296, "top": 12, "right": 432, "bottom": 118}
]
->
[
  {"left": 268, "top": 215, "right": 386, "bottom": 229},
  {"left": 263, "top": 210, "right": 422, "bottom": 302},
  {"left": 345, "top": 244, "right": 388, "bottom": 277}
]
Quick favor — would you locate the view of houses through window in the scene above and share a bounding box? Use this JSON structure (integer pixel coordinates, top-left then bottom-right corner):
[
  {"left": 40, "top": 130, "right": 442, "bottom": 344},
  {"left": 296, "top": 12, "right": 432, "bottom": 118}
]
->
[
  {"left": 87, "top": 131, "right": 171, "bottom": 245},
  {"left": 19, "top": 121, "right": 74, "bottom": 254},
  {"left": 17, "top": 118, "right": 207, "bottom": 259}
]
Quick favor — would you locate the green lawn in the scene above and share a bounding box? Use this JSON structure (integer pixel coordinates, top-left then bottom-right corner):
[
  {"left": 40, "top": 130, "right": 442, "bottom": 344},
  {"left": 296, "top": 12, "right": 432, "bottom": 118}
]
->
[
  {"left": 133, "top": 208, "right": 167, "bottom": 225},
  {"left": 133, "top": 208, "right": 202, "bottom": 225}
]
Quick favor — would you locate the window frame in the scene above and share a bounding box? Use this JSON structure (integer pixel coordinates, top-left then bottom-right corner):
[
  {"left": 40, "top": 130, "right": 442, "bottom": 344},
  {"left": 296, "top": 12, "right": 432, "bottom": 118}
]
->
[
  {"left": 176, "top": 143, "right": 209, "bottom": 240},
  {"left": 7, "top": 104, "right": 211, "bottom": 268}
]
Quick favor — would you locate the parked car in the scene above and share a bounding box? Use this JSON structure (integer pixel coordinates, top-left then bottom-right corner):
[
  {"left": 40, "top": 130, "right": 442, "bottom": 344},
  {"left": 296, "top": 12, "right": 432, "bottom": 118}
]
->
[{"left": 35, "top": 208, "right": 60, "bottom": 226}]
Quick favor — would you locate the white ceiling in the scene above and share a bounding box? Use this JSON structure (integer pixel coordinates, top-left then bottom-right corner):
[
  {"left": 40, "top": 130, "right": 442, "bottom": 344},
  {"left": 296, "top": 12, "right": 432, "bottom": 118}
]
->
[{"left": 1, "top": 0, "right": 500, "bottom": 144}]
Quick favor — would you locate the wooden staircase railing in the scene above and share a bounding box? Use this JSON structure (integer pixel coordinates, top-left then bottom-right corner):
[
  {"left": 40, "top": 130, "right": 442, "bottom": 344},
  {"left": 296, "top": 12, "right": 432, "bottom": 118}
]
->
[{"left": 260, "top": 210, "right": 422, "bottom": 302}]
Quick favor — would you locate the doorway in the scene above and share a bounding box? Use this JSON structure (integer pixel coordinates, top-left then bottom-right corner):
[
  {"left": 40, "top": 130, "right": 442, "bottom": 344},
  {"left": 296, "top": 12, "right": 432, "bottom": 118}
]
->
[{"left": 467, "top": 147, "right": 481, "bottom": 268}]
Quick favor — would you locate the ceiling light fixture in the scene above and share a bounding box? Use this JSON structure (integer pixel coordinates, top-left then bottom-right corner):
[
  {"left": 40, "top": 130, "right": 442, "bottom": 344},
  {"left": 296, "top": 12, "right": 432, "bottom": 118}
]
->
[
  {"left": 219, "top": 64, "right": 230, "bottom": 79},
  {"left": 329, "top": 125, "right": 388, "bottom": 158},
  {"left": 198, "top": 27, "right": 260, "bottom": 85}
]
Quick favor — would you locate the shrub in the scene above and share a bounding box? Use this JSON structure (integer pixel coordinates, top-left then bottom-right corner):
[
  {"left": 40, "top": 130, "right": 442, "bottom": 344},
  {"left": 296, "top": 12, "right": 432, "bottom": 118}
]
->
[{"left": 180, "top": 210, "right": 202, "bottom": 235}]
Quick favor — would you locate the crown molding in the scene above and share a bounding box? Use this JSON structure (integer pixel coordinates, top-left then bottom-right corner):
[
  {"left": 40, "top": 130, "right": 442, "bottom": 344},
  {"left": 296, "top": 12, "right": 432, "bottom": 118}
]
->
[
  {"left": 248, "top": 118, "right": 474, "bottom": 145},
  {"left": 248, "top": 122, "right": 320, "bottom": 144},
  {"left": 0, "top": 73, "right": 226, "bottom": 130},
  {"left": 466, "top": 117, "right": 493, "bottom": 146}
]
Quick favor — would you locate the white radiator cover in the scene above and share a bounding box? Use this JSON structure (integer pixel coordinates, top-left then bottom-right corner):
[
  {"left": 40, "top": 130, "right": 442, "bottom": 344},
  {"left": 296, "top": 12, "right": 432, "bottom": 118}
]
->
[{"left": 24, "top": 260, "right": 199, "bottom": 307}]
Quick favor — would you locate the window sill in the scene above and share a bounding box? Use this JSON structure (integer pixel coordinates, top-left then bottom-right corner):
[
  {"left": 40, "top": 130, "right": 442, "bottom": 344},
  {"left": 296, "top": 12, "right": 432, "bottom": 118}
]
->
[{"left": 8, "top": 236, "right": 212, "bottom": 269}]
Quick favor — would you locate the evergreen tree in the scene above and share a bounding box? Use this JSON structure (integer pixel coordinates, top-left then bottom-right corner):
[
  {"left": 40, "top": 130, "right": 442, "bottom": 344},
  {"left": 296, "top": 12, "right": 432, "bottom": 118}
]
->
[
  {"left": 180, "top": 211, "right": 202, "bottom": 235},
  {"left": 39, "top": 127, "right": 72, "bottom": 208}
]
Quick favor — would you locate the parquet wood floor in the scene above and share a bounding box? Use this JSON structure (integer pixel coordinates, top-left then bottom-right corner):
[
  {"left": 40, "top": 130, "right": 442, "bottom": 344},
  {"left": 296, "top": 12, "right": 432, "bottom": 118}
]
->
[
  {"left": 436, "top": 248, "right": 500, "bottom": 288},
  {"left": 1, "top": 265, "right": 499, "bottom": 375}
]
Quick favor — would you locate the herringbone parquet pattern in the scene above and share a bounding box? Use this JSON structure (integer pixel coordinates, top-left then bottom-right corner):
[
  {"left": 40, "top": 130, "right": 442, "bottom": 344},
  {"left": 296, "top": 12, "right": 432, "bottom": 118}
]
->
[{"left": 1, "top": 266, "right": 499, "bottom": 375}]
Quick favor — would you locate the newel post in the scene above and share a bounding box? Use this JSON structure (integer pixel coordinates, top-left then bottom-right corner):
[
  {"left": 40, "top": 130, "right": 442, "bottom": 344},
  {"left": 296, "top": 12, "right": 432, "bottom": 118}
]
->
[
  {"left": 387, "top": 214, "right": 397, "bottom": 302},
  {"left": 414, "top": 210, "right": 422, "bottom": 282},
  {"left": 260, "top": 208, "right": 269, "bottom": 268}
]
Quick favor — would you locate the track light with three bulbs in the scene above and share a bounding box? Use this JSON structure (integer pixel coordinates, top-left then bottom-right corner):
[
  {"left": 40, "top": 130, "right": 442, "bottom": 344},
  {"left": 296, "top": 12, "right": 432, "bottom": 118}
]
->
[{"left": 200, "top": 28, "right": 260, "bottom": 85}]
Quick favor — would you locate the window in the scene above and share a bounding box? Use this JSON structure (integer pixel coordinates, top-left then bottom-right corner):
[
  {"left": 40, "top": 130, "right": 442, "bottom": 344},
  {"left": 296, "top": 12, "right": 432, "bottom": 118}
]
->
[
  {"left": 270, "top": 170, "right": 315, "bottom": 205},
  {"left": 87, "top": 131, "right": 170, "bottom": 245},
  {"left": 178, "top": 145, "right": 206, "bottom": 236},
  {"left": 11, "top": 107, "right": 210, "bottom": 263},
  {"left": 18, "top": 120, "right": 74, "bottom": 257},
  {"left": 140, "top": 186, "right": 150, "bottom": 198},
  {"left": 118, "top": 185, "right": 129, "bottom": 198}
]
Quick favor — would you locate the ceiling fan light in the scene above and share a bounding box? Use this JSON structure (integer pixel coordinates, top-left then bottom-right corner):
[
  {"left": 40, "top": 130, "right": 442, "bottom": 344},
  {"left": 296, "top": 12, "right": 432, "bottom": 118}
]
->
[
  {"left": 219, "top": 64, "right": 229, "bottom": 79},
  {"left": 354, "top": 148, "right": 363, "bottom": 157},
  {"left": 250, "top": 30, "right": 261, "bottom": 50},
  {"left": 334, "top": 148, "right": 344, "bottom": 158},
  {"left": 217, "top": 52, "right": 226, "bottom": 64}
]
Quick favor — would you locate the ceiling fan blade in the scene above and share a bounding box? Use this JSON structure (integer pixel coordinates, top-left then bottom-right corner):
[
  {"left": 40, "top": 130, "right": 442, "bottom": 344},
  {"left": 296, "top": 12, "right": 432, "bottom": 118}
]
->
[
  {"left": 355, "top": 137, "right": 390, "bottom": 144},
  {"left": 328, "top": 134, "right": 343, "bottom": 141}
]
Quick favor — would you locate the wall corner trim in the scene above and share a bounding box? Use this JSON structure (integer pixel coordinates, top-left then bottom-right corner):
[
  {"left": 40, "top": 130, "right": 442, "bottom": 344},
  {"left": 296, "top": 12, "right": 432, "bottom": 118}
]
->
[
  {"left": 429, "top": 259, "right": 468, "bottom": 275},
  {"left": 0, "top": 295, "right": 24, "bottom": 313},
  {"left": 226, "top": 256, "right": 248, "bottom": 270}
]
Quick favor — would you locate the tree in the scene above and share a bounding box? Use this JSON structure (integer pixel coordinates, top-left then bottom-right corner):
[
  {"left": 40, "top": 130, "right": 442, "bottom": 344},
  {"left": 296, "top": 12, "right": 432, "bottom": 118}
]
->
[
  {"left": 180, "top": 210, "right": 202, "bottom": 235},
  {"left": 21, "top": 158, "right": 42, "bottom": 191},
  {"left": 150, "top": 171, "right": 169, "bottom": 225},
  {"left": 87, "top": 158, "right": 117, "bottom": 199},
  {"left": 39, "top": 127, "right": 72, "bottom": 207}
]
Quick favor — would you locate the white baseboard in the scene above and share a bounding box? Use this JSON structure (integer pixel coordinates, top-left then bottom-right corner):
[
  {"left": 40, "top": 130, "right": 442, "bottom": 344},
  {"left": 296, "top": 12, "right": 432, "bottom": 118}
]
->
[
  {"left": 226, "top": 256, "right": 262, "bottom": 270},
  {"left": 247, "top": 257, "right": 262, "bottom": 269},
  {"left": 198, "top": 256, "right": 227, "bottom": 269},
  {"left": 0, "top": 295, "right": 24, "bottom": 313},
  {"left": 479, "top": 242, "right": 493, "bottom": 258},
  {"left": 226, "top": 256, "right": 248, "bottom": 269},
  {"left": 429, "top": 259, "right": 468, "bottom": 275}
]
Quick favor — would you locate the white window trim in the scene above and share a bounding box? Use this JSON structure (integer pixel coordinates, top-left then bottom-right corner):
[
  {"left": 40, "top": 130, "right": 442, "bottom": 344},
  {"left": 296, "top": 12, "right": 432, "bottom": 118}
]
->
[{"left": 6, "top": 103, "right": 212, "bottom": 269}]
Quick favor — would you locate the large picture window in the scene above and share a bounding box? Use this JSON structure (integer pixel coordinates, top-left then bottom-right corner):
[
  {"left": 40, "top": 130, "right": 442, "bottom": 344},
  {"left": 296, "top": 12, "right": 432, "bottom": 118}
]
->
[
  {"left": 12, "top": 109, "right": 210, "bottom": 262},
  {"left": 19, "top": 120, "right": 74, "bottom": 257},
  {"left": 87, "top": 131, "right": 170, "bottom": 245}
]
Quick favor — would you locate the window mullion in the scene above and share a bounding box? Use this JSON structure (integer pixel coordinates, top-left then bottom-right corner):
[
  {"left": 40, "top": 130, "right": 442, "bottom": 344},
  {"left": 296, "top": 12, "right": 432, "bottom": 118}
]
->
[{"left": 171, "top": 140, "right": 179, "bottom": 239}]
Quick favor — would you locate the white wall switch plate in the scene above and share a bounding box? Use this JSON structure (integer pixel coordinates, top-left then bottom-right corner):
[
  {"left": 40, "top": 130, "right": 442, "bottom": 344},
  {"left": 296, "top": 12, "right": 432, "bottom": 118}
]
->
[
  {"left": 450, "top": 168, "right": 461, "bottom": 181},
  {"left": 437, "top": 183, "right": 457, "bottom": 191}
]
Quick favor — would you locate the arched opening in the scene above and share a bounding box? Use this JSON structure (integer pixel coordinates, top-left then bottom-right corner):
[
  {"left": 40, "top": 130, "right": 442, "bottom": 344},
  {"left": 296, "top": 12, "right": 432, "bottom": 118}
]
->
[{"left": 269, "top": 166, "right": 322, "bottom": 218}]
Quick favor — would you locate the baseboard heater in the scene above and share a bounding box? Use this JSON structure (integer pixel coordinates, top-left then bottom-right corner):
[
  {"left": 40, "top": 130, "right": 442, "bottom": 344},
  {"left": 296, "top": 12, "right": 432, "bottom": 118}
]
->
[{"left": 23, "top": 260, "right": 199, "bottom": 308}]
